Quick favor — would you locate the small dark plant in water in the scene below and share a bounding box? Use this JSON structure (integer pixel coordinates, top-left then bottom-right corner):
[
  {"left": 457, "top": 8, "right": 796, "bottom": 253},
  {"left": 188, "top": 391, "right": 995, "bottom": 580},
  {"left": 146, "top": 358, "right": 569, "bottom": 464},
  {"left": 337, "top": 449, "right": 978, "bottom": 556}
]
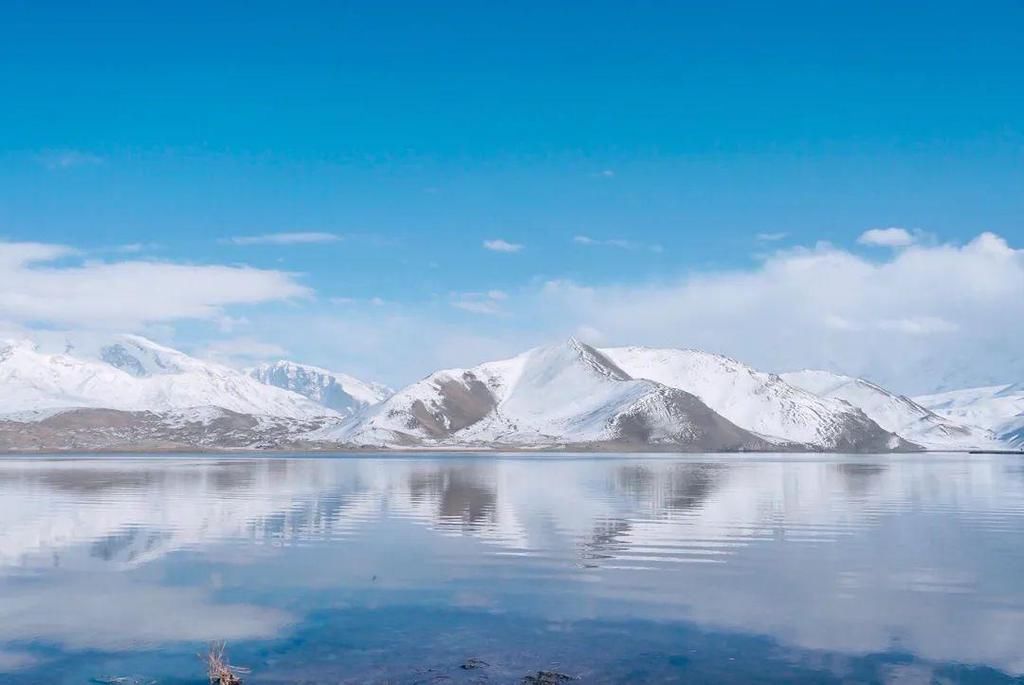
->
[
  {"left": 461, "top": 658, "right": 489, "bottom": 670},
  {"left": 522, "top": 670, "right": 576, "bottom": 684},
  {"left": 202, "top": 642, "right": 250, "bottom": 685}
]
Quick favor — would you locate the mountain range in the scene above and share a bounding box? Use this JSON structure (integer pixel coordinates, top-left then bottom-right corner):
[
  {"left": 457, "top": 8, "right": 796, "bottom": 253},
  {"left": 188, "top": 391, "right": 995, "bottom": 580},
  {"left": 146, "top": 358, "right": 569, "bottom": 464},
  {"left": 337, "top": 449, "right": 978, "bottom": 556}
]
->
[{"left": 0, "top": 334, "right": 1015, "bottom": 452}]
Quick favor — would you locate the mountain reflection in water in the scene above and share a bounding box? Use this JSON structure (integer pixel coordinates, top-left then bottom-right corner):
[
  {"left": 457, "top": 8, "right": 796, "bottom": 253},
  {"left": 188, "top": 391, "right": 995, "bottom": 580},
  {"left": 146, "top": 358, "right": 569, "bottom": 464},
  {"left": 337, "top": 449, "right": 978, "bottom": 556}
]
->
[{"left": 0, "top": 453, "right": 1022, "bottom": 683}]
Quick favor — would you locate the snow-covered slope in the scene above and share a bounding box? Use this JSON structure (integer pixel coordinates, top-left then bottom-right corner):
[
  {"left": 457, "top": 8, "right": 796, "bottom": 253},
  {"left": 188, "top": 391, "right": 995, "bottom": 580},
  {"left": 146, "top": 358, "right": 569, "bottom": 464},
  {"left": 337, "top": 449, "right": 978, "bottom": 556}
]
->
[
  {"left": 915, "top": 383, "right": 1024, "bottom": 448},
  {"left": 784, "top": 370, "right": 996, "bottom": 450},
  {"left": 249, "top": 360, "right": 391, "bottom": 416},
  {"left": 603, "top": 347, "right": 909, "bottom": 451},
  {"left": 0, "top": 335, "right": 333, "bottom": 419},
  {"left": 328, "top": 339, "right": 773, "bottom": 451}
]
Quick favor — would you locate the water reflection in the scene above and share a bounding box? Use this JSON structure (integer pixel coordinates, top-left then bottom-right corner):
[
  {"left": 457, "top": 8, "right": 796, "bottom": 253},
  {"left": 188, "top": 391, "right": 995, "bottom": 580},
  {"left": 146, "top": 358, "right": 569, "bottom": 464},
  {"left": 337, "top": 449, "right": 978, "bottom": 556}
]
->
[
  {"left": 0, "top": 453, "right": 1022, "bottom": 682},
  {"left": 408, "top": 466, "right": 498, "bottom": 528}
]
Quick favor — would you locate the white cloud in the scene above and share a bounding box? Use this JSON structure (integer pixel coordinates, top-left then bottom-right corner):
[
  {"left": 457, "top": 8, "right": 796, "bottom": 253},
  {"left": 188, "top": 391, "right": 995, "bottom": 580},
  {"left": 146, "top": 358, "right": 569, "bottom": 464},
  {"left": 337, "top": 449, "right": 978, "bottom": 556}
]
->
[
  {"left": 858, "top": 227, "right": 916, "bottom": 248},
  {"left": 876, "top": 316, "right": 959, "bottom": 335},
  {"left": 216, "top": 314, "right": 250, "bottom": 333},
  {"left": 109, "top": 242, "right": 160, "bottom": 254},
  {"left": 329, "top": 296, "right": 388, "bottom": 306},
  {"left": 452, "top": 300, "right": 501, "bottom": 315},
  {"left": 226, "top": 232, "right": 341, "bottom": 246},
  {"left": 36, "top": 150, "right": 104, "bottom": 170},
  {"left": 823, "top": 314, "right": 958, "bottom": 335},
  {"left": 823, "top": 314, "right": 861, "bottom": 331},
  {"left": 483, "top": 239, "right": 523, "bottom": 253},
  {"left": 451, "top": 290, "right": 509, "bottom": 316},
  {"left": 0, "top": 240, "right": 310, "bottom": 329},
  {"left": 0, "top": 241, "right": 75, "bottom": 265},
  {"left": 573, "top": 235, "right": 664, "bottom": 253},
  {"left": 537, "top": 232, "right": 1024, "bottom": 392},
  {"left": 200, "top": 337, "right": 290, "bottom": 366}
]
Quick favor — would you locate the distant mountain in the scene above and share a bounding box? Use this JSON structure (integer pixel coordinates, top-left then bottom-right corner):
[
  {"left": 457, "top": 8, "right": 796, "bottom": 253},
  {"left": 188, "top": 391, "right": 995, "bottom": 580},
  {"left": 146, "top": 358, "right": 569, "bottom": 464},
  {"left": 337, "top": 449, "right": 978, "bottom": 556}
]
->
[
  {"left": 329, "top": 339, "right": 831, "bottom": 451},
  {"left": 250, "top": 360, "right": 392, "bottom": 416},
  {"left": 603, "top": 347, "right": 907, "bottom": 451},
  {"left": 0, "top": 333, "right": 1013, "bottom": 452},
  {"left": 784, "top": 370, "right": 997, "bottom": 450},
  {"left": 915, "top": 383, "right": 1024, "bottom": 448},
  {"left": 0, "top": 335, "right": 332, "bottom": 419}
]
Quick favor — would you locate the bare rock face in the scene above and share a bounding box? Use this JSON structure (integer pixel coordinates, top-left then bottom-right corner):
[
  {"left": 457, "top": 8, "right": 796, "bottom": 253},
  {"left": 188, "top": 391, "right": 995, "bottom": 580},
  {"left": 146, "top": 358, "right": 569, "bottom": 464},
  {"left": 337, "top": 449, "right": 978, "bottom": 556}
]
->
[
  {"left": 407, "top": 373, "right": 498, "bottom": 438},
  {"left": 100, "top": 343, "right": 149, "bottom": 377},
  {"left": 609, "top": 386, "right": 774, "bottom": 452}
]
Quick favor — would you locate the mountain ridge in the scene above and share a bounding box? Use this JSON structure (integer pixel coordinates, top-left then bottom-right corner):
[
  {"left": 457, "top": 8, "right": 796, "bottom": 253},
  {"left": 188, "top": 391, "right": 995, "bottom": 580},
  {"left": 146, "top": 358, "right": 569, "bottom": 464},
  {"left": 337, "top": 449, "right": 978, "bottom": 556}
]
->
[
  {"left": 0, "top": 335, "right": 335, "bottom": 419},
  {"left": 783, "top": 369, "right": 998, "bottom": 449},
  {"left": 915, "top": 383, "right": 1024, "bottom": 448},
  {"left": 0, "top": 333, "right": 1014, "bottom": 452},
  {"left": 602, "top": 346, "right": 905, "bottom": 451}
]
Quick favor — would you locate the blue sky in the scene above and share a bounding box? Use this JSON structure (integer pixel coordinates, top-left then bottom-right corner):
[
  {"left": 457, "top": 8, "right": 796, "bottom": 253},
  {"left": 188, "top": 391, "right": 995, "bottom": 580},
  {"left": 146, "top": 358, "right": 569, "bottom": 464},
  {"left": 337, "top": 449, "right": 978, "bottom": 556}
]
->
[{"left": 1, "top": 2, "right": 1023, "bottom": 390}]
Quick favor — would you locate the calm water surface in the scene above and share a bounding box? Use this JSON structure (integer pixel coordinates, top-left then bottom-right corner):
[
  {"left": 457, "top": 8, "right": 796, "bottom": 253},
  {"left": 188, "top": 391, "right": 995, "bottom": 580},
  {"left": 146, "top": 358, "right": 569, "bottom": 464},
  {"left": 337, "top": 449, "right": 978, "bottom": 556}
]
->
[{"left": 1, "top": 453, "right": 1023, "bottom": 684}]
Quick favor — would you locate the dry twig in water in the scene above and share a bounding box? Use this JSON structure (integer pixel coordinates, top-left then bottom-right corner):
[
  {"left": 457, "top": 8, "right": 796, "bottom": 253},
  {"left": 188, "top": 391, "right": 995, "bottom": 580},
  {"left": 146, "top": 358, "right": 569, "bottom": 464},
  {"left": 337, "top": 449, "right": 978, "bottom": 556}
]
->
[{"left": 202, "top": 641, "right": 250, "bottom": 685}]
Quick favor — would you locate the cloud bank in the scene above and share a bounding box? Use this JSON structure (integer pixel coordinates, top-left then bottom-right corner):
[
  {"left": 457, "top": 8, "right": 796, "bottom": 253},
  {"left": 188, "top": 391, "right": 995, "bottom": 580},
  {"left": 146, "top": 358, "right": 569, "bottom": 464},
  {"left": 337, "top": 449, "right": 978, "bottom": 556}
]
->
[
  {"left": 0, "top": 241, "right": 310, "bottom": 329},
  {"left": 4, "top": 232, "right": 1022, "bottom": 395},
  {"left": 257, "top": 232, "right": 1024, "bottom": 393},
  {"left": 537, "top": 232, "right": 1024, "bottom": 392}
]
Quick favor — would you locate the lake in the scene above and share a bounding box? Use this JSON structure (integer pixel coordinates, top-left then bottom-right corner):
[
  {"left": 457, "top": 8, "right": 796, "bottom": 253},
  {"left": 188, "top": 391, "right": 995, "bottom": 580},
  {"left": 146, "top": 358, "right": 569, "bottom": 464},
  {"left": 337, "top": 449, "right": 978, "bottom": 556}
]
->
[{"left": 1, "top": 453, "right": 1023, "bottom": 684}]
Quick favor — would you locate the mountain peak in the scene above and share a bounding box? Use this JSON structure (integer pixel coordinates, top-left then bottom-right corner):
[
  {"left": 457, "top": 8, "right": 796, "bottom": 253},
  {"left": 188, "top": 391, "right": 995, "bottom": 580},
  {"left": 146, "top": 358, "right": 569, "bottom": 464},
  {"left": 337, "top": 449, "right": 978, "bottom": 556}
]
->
[
  {"left": 330, "top": 338, "right": 772, "bottom": 450},
  {"left": 249, "top": 359, "right": 391, "bottom": 414},
  {"left": 561, "top": 338, "right": 631, "bottom": 382}
]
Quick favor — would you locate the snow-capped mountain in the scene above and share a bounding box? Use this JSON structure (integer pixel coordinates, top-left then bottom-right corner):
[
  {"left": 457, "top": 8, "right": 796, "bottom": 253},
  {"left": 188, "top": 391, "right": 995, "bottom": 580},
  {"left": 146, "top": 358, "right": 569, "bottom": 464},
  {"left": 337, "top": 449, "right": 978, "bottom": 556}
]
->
[
  {"left": 0, "top": 335, "right": 333, "bottom": 419},
  {"left": 602, "top": 347, "right": 906, "bottom": 451},
  {"left": 0, "top": 333, "right": 1014, "bottom": 452},
  {"left": 249, "top": 360, "right": 391, "bottom": 416},
  {"left": 330, "top": 339, "right": 829, "bottom": 451},
  {"left": 915, "top": 383, "right": 1024, "bottom": 448},
  {"left": 783, "top": 370, "right": 997, "bottom": 450}
]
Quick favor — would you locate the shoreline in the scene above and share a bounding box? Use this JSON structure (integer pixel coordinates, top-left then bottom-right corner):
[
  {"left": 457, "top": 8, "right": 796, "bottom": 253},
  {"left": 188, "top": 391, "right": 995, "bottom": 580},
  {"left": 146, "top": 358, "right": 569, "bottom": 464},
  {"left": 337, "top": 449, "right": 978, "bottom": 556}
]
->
[{"left": 0, "top": 446, "right": 1017, "bottom": 456}]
